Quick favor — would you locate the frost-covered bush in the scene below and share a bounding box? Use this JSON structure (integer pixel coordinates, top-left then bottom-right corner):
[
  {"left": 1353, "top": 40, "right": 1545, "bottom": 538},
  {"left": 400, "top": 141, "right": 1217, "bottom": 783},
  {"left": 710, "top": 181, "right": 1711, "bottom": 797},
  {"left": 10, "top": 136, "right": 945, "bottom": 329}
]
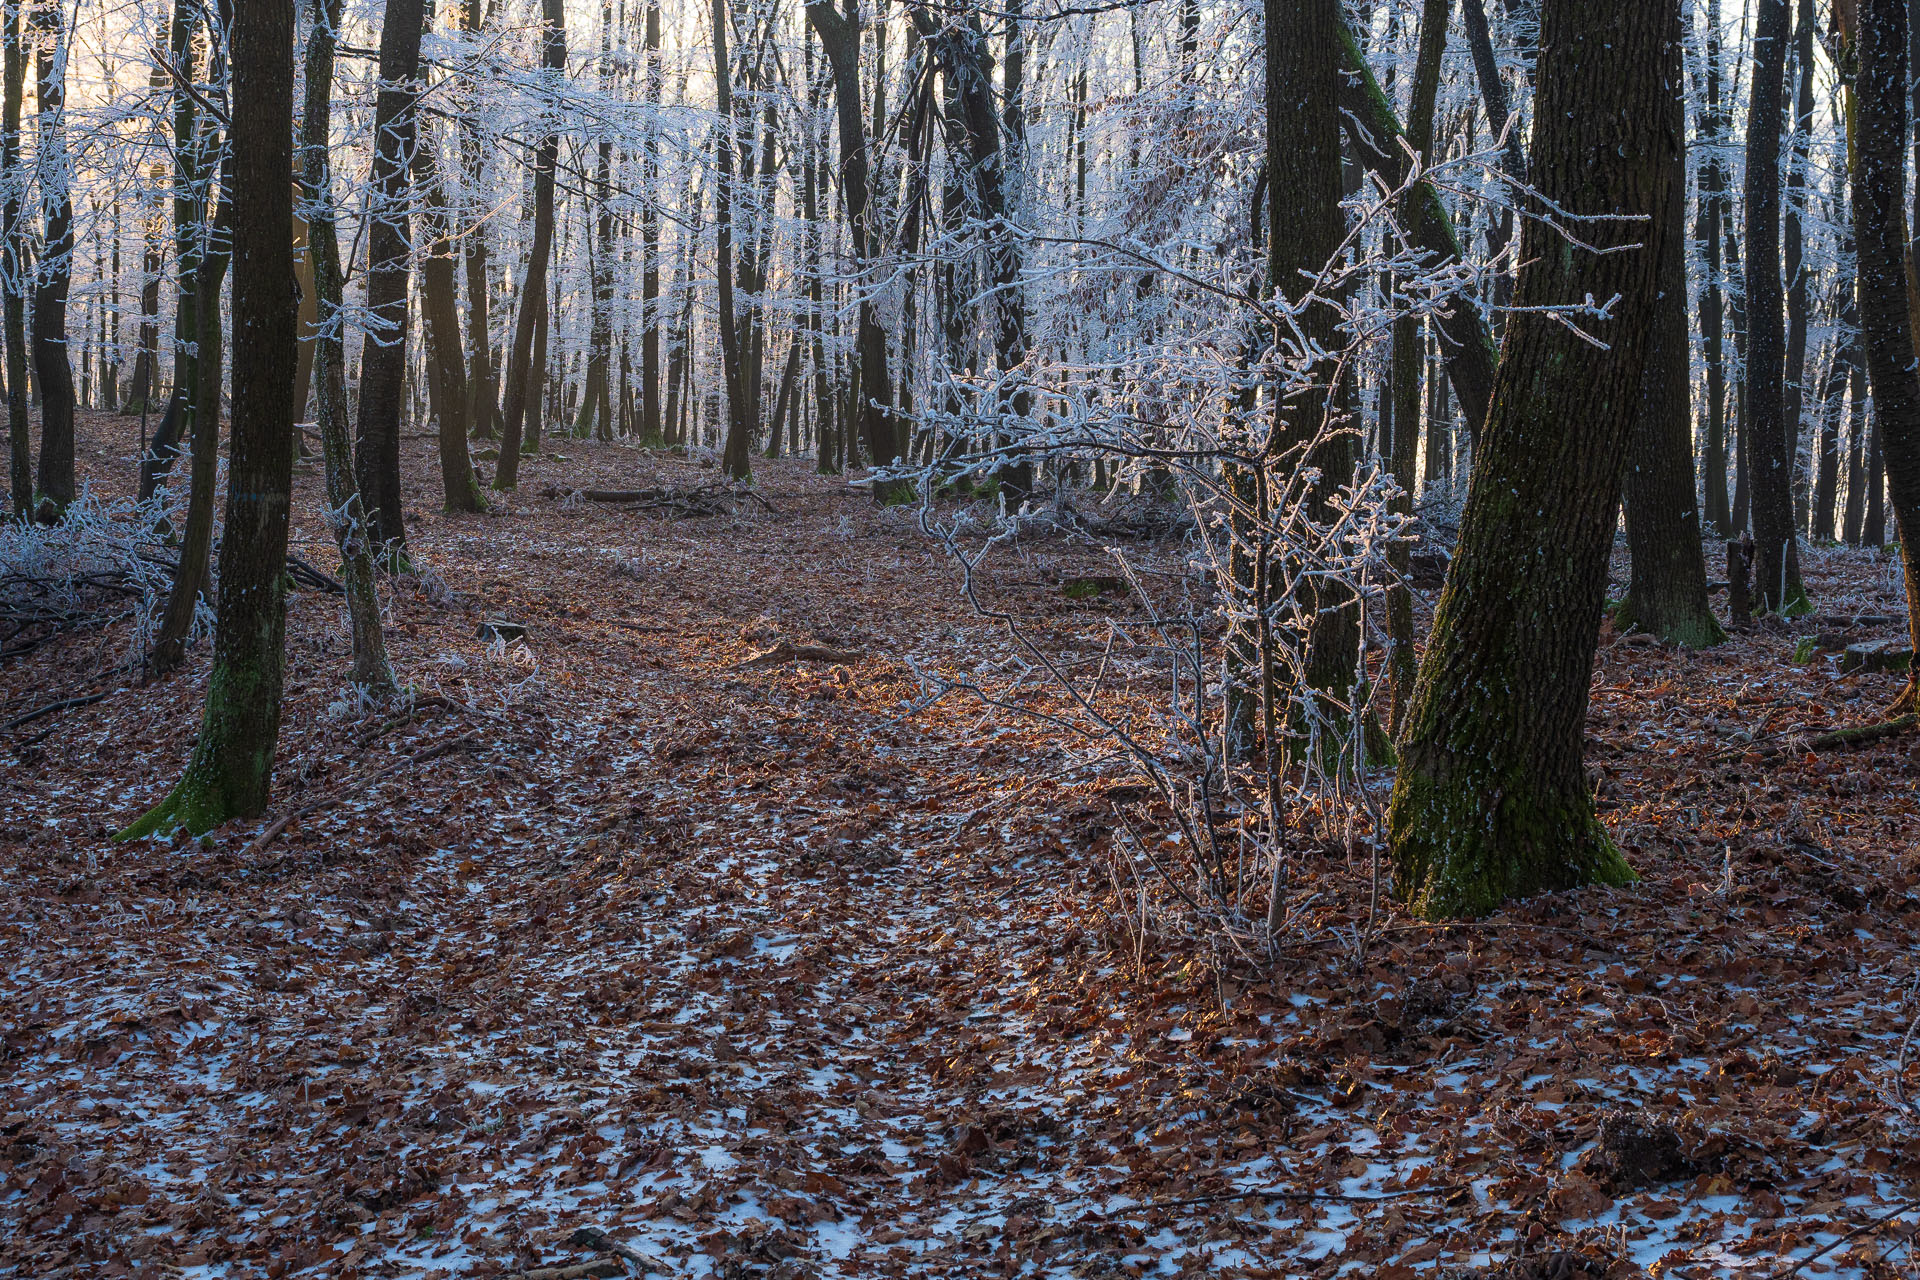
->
[{"left": 0, "top": 484, "right": 207, "bottom": 663}]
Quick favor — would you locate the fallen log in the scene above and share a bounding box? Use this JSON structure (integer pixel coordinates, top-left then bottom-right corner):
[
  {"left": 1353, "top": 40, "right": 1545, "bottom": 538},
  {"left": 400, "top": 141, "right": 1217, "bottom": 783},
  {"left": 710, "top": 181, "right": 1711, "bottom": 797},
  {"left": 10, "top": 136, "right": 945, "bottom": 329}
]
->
[{"left": 737, "top": 639, "right": 866, "bottom": 668}]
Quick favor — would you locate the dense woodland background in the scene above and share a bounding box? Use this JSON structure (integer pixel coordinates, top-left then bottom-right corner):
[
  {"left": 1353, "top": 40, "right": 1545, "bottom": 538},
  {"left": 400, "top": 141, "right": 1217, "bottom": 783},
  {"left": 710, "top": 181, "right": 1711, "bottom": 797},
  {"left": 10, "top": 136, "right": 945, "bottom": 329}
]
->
[{"left": 5, "top": 0, "right": 1920, "bottom": 1275}]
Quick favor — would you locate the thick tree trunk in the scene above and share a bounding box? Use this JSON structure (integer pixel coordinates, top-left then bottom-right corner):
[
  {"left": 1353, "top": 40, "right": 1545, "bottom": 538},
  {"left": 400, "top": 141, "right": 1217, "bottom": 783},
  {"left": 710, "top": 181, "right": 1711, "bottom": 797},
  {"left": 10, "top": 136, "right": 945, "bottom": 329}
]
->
[
  {"left": 353, "top": 0, "right": 425, "bottom": 557},
  {"left": 1744, "top": 0, "right": 1809, "bottom": 612},
  {"left": 1387, "top": 0, "right": 1673, "bottom": 920},
  {"left": 1621, "top": 19, "right": 1723, "bottom": 650},
  {"left": 493, "top": 0, "right": 564, "bottom": 490},
  {"left": 120, "top": 0, "right": 300, "bottom": 839},
  {"left": 30, "top": 0, "right": 74, "bottom": 512},
  {"left": 416, "top": 144, "right": 482, "bottom": 512},
  {"left": 1850, "top": 0, "right": 1920, "bottom": 710}
]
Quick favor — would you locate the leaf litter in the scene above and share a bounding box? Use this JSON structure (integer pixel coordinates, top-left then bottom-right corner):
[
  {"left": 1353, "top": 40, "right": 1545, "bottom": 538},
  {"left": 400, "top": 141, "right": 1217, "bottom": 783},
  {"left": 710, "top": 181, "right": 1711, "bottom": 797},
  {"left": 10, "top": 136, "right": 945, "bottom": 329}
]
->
[{"left": 2, "top": 415, "right": 1920, "bottom": 1277}]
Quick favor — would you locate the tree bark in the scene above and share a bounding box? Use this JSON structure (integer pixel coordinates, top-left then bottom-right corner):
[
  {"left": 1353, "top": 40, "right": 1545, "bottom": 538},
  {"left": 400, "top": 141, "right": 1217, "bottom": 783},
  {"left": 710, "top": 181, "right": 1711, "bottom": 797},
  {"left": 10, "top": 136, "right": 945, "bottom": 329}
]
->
[
  {"left": 353, "top": 0, "right": 425, "bottom": 557},
  {"left": 120, "top": 0, "right": 300, "bottom": 839},
  {"left": 29, "top": 0, "right": 74, "bottom": 512},
  {"left": 1333, "top": 18, "right": 1495, "bottom": 446},
  {"left": 714, "top": 0, "right": 753, "bottom": 480},
  {"left": 1387, "top": 0, "right": 1674, "bottom": 920},
  {"left": 1620, "top": 9, "right": 1723, "bottom": 650},
  {"left": 1744, "top": 0, "right": 1809, "bottom": 612},
  {"left": 809, "top": 1, "right": 901, "bottom": 497},
  {"left": 297, "top": 0, "right": 397, "bottom": 697},
  {"left": 415, "top": 142, "right": 482, "bottom": 512},
  {"left": 1699, "top": 0, "right": 1731, "bottom": 534},
  {"left": 1, "top": 0, "right": 24, "bottom": 521},
  {"left": 1849, "top": 0, "right": 1920, "bottom": 711},
  {"left": 492, "top": 0, "right": 564, "bottom": 490}
]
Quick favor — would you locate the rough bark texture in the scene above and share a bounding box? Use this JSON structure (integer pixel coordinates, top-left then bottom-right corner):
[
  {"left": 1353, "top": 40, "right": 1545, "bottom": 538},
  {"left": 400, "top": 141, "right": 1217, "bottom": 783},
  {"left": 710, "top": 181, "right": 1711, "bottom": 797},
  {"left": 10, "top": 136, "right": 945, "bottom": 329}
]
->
[
  {"left": 29, "top": 0, "right": 74, "bottom": 512},
  {"left": 353, "top": 0, "right": 424, "bottom": 555},
  {"left": 1744, "top": 0, "right": 1809, "bottom": 613},
  {"left": 1621, "top": 16, "right": 1723, "bottom": 650},
  {"left": 493, "top": 0, "right": 564, "bottom": 490},
  {"left": 120, "top": 0, "right": 299, "bottom": 839},
  {"left": 640, "top": 0, "right": 662, "bottom": 442},
  {"left": 1848, "top": 0, "right": 1920, "bottom": 712},
  {"left": 458, "top": 0, "right": 496, "bottom": 440},
  {"left": 1386, "top": 0, "right": 1673, "bottom": 920}
]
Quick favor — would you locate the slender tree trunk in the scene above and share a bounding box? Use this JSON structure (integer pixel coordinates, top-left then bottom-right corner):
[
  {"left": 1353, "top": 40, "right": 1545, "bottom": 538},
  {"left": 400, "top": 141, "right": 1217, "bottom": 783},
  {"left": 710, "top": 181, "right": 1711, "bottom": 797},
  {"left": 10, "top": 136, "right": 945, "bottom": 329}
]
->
[
  {"left": 458, "top": 0, "right": 497, "bottom": 440},
  {"left": 493, "top": 0, "right": 564, "bottom": 489},
  {"left": 416, "top": 143, "right": 482, "bottom": 512},
  {"left": 138, "top": 0, "right": 202, "bottom": 505},
  {"left": 1334, "top": 18, "right": 1496, "bottom": 444},
  {"left": 1621, "top": 13, "right": 1723, "bottom": 649},
  {"left": 120, "top": 0, "right": 300, "bottom": 839},
  {"left": 639, "top": 0, "right": 662, "bottom": 441},
  {"left": 30, "top": 0, "right": 74, "bottom": 512},
  {"left": 1849, "top": 0, "right": 1920, "bottom": 710},
  {"left": 1, "top": 0, "right": 23, "bottom": 521},
  {"left": 1845, "top": 330, "right": 1869, "bottom": 544},
  {"left": 714, "top": 0, "right": 753, "bottom": 480},
  {"left": 1387, "top": 0, "right": 1674, "bottom": 920},
  {"left": 353, "top": 0, "right": 425, "bottom": 557},
  {"left": 297, "top": 0, "right": 397, "bottom": 697},
  {"left": 1744, "top": 0, "right": 1808, "bottom": 611},
  {"left": 810, "top": 1, "right": 901, "bottom": 496},
  {"left": 1700, "top": 0, "right": 1730, "bottom": 534},
  {"left": 1783, "top": 0, "right": 1814, "bottom": 532}
]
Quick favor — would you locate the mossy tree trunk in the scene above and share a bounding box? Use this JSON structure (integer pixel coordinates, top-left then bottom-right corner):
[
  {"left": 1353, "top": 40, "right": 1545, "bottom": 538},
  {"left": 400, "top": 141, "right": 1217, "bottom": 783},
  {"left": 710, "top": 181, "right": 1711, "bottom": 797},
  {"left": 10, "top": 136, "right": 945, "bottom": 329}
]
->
[
  {"left": 1847, "top": 0, "right": 1920, "bottom": 714},
  {"left": 1620, "top": 40, "right": 1724, "bottom": 651},
  {"left": 1386, "top": 0, "right": 1675, "bottom": 920},
  {"left": 120, "top": 0, "right": 299, "bottom": 840},
  {"left": 1744, "top": 0, "right": 1810, "bottom": 614}
]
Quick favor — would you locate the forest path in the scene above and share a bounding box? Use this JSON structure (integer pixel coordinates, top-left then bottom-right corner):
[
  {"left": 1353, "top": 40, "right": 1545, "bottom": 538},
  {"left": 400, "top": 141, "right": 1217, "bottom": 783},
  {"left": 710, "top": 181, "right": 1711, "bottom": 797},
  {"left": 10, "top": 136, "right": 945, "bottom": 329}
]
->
[{"left": 6, "top": 416, "right": 1920, "bottom": 1279}]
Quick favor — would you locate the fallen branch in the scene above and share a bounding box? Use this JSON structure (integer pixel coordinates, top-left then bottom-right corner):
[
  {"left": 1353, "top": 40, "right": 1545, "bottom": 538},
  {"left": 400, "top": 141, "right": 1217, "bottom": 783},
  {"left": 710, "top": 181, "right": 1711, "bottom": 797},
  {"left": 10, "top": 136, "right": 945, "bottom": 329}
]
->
[
  {"left": 1770, "top": 1197, "right": 1920, "bottom": 1279},
  {"left": 1810, "top": 714, "right": 1918, "bottom": 752},
  {"left": 3, "top": 690, "right": 110, "bottom": 732},
  {"left": 240, "top": 735, "right": 482, "bottom": 858},
  {"left": 569, "top": 1226, "right": 674, "bottom": 1275},
  {"left": 736, "top": 639, "right": 866, "bottom": 668}
]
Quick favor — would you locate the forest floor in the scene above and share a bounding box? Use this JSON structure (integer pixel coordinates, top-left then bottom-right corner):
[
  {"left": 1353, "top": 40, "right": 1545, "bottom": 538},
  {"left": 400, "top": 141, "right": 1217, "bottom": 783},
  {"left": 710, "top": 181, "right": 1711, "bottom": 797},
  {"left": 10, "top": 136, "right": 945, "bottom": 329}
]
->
[{"left": 4, "top": 412, "right": 1920, "bottom": 1280}]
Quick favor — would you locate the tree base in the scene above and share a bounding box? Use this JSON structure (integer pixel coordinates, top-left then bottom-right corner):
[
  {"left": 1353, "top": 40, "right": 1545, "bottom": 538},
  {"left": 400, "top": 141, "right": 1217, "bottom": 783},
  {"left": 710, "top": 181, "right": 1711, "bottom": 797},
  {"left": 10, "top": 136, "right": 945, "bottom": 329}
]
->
[
  {"left": 1613, "top": 596, "right": 1727, "bottom": 649},
  {"left": 1388, "top": 761, "right": 1637, "bottom": 920},
  {"left": 116, "top": 771, "right": 235, "bottom": 841}
]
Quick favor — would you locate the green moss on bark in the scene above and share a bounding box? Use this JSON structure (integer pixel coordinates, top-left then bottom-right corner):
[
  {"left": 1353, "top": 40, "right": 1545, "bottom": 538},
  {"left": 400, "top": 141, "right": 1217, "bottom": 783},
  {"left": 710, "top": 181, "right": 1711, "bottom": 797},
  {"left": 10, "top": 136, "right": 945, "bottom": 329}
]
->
[{"left": 1387, "top": 750, "right": 1637, "bottom": 920}]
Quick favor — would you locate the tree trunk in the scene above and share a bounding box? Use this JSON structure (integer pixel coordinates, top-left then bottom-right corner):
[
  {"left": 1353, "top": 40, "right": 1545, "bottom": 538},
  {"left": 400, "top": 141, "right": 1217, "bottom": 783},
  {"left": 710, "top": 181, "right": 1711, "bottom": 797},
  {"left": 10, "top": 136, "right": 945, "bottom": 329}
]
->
[
  {"left": 493, "top": 0, "right": 564, "bottom": 490},
  {"left": 1333, "top": 17, "right": 1496, "bottom": 446},
  {"left": 811, "top": 1, "right": 901, "bottom": 497},
  {"left": 1744, "top": 0, "right": 1808, "bottom": 612},
  {"left": 30, "top": 0, "right": 74, "bottom": 512},
  {"left": 1, "top": 0, "right": 23, "bottom": 521},
  {"left": 459, "top": 0, "right": 497, "bottom": 440},
  {"left": 297, "top": 0, "right": 397, "bottom": 697},
  {"left": 1849, "top": 0, "right": 1920, "bottom": 711},
  {"left": 1783, "top": 0, "right": 1814, "bottom": 533},
  {"left": 714, "top": 0, "right": 754, "bottom": 480},
  {"left": 415, "top": 143, "right": 482, "bottom": 512},
  {"left": 1387, "top": 0, "right": 1673, "bottom": 920},
  {"left": 138, "top": 0, "right": 203, "bottom": 506},
  {"left": 1620, "top": 15, "right": 1723, "bottom": 650},
  {"left": 640, "top": 0, "right": 662, "bottom": 442},
  {"left": 120, "top": 0, "right": 300, "bottom": 839},
  {"left": 353, "top": 0, "right": 425, "bottom": 557},
  {"left": 1699, "top": 0, "right": 1730, "bottom": 534}
]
